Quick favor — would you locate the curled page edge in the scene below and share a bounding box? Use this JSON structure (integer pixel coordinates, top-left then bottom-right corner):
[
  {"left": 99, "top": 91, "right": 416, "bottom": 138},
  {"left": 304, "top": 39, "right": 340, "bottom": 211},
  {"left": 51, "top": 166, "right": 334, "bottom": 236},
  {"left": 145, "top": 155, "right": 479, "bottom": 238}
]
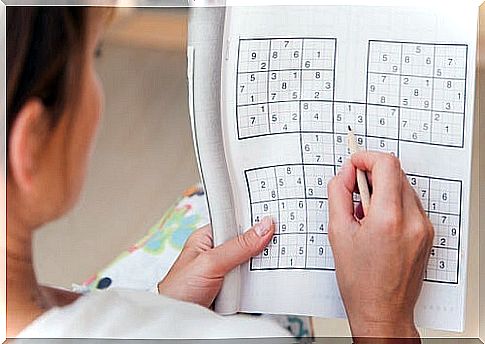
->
[{"left": 187, "top": 7, "right": 240, "bottom": 315}]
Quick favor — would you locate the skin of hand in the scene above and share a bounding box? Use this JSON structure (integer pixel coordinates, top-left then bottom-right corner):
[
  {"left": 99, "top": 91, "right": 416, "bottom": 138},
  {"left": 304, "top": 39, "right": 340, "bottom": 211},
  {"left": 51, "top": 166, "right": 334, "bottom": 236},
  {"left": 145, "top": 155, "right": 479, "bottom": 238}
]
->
[
  {"left": 327, "top": 151, "right": 434, "bottom": 342},
  {"left": 157, "top": 217, "right": 275, "bottom": 308}
]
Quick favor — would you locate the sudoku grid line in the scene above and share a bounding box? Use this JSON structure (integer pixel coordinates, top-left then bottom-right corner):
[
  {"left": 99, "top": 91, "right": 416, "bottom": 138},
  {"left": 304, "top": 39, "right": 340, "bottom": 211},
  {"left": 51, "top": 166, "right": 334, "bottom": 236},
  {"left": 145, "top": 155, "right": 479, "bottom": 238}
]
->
[
  {"left": 246, "top": 165, "right": 462, "bottom": 283},
  {"left": 236, "top": 37, "right": 337, "bottom": 140},
  {"left": 367, "top": 40, "right": 467, "bottom": 149},
  {"left": 236, "top": 38, "right": 468, "bottom": 149},
  {"left": 236, "top": 38, "right": 466, "bottom": 284}
]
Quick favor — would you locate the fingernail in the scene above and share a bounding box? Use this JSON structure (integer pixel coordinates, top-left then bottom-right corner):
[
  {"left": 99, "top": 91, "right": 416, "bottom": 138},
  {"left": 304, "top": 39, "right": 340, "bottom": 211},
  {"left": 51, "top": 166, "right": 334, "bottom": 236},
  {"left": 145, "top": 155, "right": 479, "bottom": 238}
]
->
[{"left": 254, "top": 216, "right": 273, "bottom": 237}]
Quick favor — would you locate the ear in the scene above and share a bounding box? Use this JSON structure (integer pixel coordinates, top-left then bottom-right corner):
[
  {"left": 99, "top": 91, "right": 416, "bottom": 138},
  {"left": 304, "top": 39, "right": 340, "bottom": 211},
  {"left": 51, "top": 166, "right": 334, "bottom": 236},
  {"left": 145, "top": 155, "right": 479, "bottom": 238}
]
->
[{"left": 8, "top": 99, "right": 48, "bottom": 192}]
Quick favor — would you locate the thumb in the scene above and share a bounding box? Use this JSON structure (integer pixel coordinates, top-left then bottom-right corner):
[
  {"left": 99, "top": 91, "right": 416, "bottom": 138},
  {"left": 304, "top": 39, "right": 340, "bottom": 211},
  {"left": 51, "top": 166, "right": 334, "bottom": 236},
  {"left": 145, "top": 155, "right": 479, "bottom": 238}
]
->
[{"left": 204, "top": 217, "right": 275, "bottom": 276}]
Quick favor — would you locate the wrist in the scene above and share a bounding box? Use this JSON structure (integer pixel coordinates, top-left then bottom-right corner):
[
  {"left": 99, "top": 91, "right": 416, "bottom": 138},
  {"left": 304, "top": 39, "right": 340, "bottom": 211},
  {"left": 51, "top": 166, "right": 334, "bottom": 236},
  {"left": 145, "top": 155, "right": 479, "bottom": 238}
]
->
[{"left": 350, "top": 319, "right": 420, "bottom": 343}]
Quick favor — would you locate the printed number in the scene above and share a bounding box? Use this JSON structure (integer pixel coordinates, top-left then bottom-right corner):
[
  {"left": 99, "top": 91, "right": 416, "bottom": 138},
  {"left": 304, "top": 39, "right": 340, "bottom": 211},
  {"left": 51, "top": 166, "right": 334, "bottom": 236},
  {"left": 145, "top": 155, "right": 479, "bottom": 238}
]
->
[{"left": 442, "top": 192, "right": 448, "bottom": 201}]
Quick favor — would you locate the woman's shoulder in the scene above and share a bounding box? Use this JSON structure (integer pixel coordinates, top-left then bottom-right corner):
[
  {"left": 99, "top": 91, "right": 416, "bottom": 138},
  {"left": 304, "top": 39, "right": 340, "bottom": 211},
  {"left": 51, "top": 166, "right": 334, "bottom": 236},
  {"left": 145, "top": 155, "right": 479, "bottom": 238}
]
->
[{"left": 17, "top": 289, "right": 290, "bottom": 339}]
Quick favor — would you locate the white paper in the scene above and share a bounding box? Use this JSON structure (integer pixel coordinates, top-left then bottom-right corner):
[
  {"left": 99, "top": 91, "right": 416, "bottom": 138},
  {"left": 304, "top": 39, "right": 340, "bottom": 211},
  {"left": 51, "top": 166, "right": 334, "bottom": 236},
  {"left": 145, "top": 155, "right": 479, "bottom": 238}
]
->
[
  {"left": 220, "top": 5, "right": 477, "bottom": 331},
  {"left": 187, "top": 7, "right": 241, "bottom": 314}
]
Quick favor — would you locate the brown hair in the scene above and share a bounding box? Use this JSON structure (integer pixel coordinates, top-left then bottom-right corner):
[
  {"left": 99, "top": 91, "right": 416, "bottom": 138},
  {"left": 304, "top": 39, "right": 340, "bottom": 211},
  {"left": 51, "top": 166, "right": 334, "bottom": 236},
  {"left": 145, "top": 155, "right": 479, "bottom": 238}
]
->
[{"left": 6, "top": 7, "right": 90, "bottom": 156}]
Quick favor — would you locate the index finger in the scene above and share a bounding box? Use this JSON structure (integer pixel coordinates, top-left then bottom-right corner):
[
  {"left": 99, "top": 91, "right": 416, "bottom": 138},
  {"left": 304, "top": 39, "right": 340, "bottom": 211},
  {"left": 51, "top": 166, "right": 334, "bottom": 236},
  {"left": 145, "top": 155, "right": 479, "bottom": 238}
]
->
[{"left": 351, "top": 151, "right": 403, "bottom": 212}]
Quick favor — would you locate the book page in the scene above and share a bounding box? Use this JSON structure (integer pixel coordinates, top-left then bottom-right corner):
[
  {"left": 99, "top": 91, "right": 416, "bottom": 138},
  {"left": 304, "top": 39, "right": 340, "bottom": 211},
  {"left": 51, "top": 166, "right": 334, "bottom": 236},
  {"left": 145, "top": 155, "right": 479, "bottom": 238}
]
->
[
  {"left": 188, "top": 7, "right": 241, "bottom": 314},
  {"left": 221, "top": 5, "right": 477, "bottom": 331}
]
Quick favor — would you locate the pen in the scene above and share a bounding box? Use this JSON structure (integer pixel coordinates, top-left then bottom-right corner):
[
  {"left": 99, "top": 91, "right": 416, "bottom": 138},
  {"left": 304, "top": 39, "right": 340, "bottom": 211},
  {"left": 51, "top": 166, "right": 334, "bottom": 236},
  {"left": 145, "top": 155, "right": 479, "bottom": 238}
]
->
[{"left": 347, "top": 126, "right": 371, "bottom": 216}]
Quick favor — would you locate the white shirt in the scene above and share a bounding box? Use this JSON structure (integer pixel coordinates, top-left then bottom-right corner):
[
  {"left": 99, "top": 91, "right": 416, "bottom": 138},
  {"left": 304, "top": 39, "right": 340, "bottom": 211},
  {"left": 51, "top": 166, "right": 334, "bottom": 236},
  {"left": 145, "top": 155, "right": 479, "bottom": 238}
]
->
[{"left": 17, "top": 289, "right": 291, "bottom": 339}]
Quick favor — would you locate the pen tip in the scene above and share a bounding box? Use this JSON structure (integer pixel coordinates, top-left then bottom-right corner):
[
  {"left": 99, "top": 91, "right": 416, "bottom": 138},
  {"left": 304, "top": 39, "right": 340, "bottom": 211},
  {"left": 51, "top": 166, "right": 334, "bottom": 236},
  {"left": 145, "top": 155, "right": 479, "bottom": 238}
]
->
[{"left": 348, "top": 125, "right": 352, "bottom": 131}]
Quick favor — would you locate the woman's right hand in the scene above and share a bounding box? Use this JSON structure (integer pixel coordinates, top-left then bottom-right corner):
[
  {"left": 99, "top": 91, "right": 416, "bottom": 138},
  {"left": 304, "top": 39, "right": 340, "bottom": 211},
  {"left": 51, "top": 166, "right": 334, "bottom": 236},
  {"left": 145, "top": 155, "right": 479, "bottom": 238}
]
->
[{"left": 328, "top": 151, "right": 434, "bottom": 342}]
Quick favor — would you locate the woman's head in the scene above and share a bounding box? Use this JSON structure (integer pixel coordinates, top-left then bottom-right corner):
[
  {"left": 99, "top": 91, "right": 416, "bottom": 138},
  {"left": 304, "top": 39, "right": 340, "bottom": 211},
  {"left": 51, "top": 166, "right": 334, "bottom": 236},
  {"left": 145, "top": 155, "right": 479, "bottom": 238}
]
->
[{"left": 7, "top": 7, "right": 110, "bottom": 227}]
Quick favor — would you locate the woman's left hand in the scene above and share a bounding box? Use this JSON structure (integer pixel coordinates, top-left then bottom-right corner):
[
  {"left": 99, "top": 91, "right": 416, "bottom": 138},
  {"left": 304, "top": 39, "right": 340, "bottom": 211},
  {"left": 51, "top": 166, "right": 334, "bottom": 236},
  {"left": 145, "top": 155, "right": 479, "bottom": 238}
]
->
[{"left": 157, "top": 217, "right": 275, "bottom": 307}]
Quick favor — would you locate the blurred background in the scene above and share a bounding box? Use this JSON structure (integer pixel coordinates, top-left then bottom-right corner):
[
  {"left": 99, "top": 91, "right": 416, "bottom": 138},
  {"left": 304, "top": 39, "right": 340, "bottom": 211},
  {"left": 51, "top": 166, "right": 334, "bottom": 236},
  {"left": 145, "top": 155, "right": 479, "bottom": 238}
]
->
[
  {"left": 32, "top": 5, "right": 484, "bottom": 339},
  {"left": 34, "top": 7, "right": 200, "bottom": 291}
]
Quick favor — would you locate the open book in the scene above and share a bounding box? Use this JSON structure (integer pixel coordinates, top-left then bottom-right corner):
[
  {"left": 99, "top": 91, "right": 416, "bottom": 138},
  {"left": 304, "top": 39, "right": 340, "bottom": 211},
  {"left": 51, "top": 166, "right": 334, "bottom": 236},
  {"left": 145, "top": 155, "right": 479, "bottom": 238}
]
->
[{"left": 187, "top": 4, "right": 478, "bottom": 332}]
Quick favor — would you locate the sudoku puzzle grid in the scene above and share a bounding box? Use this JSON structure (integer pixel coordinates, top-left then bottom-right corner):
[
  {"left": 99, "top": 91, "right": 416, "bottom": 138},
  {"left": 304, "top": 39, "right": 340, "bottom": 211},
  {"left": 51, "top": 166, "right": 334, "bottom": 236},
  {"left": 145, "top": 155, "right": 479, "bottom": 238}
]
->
[{"left": 236, "top": 38, "right": 467, "bottom": 284}]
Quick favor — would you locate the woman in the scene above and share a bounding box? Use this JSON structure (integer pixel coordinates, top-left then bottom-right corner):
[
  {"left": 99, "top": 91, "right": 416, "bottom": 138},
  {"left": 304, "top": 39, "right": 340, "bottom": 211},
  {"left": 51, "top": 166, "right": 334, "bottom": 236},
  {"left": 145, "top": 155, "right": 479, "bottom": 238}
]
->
[{"left": 6, "top": 7, "right": 432, "bottom": 341}]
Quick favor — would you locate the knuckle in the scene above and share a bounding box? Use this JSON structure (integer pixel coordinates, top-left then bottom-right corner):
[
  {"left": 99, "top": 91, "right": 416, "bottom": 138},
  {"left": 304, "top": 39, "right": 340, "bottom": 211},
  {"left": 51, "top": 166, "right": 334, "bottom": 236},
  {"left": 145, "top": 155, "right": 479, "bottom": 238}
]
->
[
  {"left": 414, "top": 223, "right": 428, "bottom": 241},
  {"left": 410, "top": 216, "right": 433, "bottom": 244},
  {"left": 237, "top": 233, "right": 264, "bottom": 256},
  {"left": 184, "top": 232, "right": 199, "bottom": 248},
  {"left": 237, "top": 232, "right": 254, "bottom": 252},
  {"left": 184, "top": 226, "right": 213, "bottom": 251},
  {"left": 382, "top": 153, "right": 401, "bottom": 171},
  {"left": 380, "top": 210, "right": 401, "bottom": 230},
  {"left": 199, "top": 231, "right": 213, "bottom": 249}
]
